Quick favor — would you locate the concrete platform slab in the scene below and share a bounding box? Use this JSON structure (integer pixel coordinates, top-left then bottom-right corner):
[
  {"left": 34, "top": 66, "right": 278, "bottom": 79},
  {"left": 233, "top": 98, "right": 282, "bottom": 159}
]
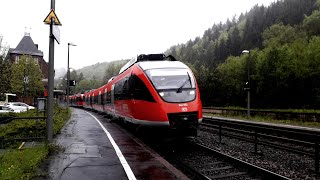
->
[{"left": 47, "top": 108, "right": 188, "bottom": 180}]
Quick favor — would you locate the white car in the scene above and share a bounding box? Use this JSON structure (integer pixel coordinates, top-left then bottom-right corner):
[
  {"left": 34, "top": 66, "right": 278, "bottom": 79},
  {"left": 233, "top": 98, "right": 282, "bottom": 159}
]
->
[
  {"left": 0, "top": 105, "right": 14, "bottom": 113},
  {"left": 4, "top": 102, "right": 35, "bottom": 112}
]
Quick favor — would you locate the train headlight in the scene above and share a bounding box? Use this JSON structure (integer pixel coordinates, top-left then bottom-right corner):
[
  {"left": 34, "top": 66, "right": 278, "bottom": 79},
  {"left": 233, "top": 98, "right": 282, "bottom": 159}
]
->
[
  {"left": 190, "top": 90, "right": 195, "bottom": 95},
  {"left": 159, "top": 92, "right": 165, "bottom": 97}
]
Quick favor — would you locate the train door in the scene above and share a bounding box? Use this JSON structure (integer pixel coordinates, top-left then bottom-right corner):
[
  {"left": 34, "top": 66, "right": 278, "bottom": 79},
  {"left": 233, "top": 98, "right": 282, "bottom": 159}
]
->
[
  {"left": 98, "top": 90, "right": 102, "bottom": 111},
  {"left": 111, "top": 84, "right": 115, "bottom": 116},
  {"left": 103, "top": 88, "right": 107, "bottom": 111}
]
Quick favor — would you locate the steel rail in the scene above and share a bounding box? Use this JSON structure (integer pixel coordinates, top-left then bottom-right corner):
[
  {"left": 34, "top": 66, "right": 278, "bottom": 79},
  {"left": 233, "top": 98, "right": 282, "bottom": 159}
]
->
[
  {"left": 199, "top": 126, "right": 314, "bottom": 156},
  {"left": 201, "top": 121, "right": 315, "bottom": 146},
  {"left": 169, "top": 159, "right": 211, "bottom": 180},
  {"left": 192, "top": 142, "right": 291, "bottom": 180},
  {"left": 203, "top": 117, "right": 320, "bottom": 139},
  {"left": 201, "top": 116, "right": 320, "bottom": 172}
]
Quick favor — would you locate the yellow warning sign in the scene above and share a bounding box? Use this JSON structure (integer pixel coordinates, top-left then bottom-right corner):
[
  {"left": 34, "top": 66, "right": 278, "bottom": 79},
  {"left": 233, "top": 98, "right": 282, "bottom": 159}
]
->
[{"left": 44, "top": 9, "right": 61, "bottom": 25}]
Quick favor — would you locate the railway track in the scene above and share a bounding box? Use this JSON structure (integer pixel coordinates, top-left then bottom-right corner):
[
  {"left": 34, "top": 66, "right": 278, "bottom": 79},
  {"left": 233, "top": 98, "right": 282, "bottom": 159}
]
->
[
  {"left": 199, "top": 117, "right": 320, "bottom": 159},
  {"left": 199, "top": 121, "right": 315, "bottom": 156},
  {"left": 102, "top": 111, "right": 292, "bottom": 179},
  {"left": 165, "top": 141, "right": 289, "bottom": 180},
  {"left": 202, "top": 107, "right": 319, "bottom": 122}
]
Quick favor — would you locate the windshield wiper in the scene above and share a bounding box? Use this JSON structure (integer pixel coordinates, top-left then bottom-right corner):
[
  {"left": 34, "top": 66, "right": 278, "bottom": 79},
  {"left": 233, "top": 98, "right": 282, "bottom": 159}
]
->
[{"left": 176, "top": 72, "right": 191, "bottom": 93}]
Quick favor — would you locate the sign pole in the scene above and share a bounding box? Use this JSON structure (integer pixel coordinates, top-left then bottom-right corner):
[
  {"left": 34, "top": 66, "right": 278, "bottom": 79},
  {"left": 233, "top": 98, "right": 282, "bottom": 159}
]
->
[{"left": 46, "top": 0, "right": 55, "bottom": 143}]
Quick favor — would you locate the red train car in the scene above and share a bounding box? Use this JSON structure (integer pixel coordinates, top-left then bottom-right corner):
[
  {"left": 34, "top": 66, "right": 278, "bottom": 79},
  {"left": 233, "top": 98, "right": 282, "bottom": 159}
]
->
[
  {"left": 82, "top": 54, "right": 202, "bottom": 136},
  {"left": 69, "top": 93, "right": 84, "bottom": 107}
]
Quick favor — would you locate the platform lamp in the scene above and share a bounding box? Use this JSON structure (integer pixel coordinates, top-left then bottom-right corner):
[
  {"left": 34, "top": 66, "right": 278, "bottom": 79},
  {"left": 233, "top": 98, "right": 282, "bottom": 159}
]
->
[
  {"left": 242, "top": 50, "right": 250, "bottom": 118},
  {"left": 67, "top": 42, "right": 76, "bottom": 107}
]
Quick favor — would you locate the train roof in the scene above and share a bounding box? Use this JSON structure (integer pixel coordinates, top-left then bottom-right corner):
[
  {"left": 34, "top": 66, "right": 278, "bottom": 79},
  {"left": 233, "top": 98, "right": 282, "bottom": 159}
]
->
[
  {"left": 138, "top": 61, "right": 189, "bottom": 71},
  {"left": 119, "top": 54, "right": 177, "bottom": 74}
]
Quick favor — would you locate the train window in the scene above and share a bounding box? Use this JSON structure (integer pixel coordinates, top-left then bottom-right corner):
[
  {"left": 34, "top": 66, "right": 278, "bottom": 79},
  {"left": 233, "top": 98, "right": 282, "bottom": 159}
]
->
[
  {"left": 146, "top": 68, "right": 195, "bottom": 90},
  {"left": 145, "top": 68, "right": 196, "bottom": 103},
  {"left": 122, "top": 77, "right": 129, "bottom": 99},
  {"left": 98, "top": 91, "right": 102, "bottom": 105},
  {"left": 114, "top": 81, "right": 121, "bottom": 100},
  {"left": 128, "top": 74, "right": 155, "bottom": 102},
  {"left": 103, "top": 92, "right": 106, "bottom": 105},
  {"left": 114, "top": 77, "right": 129, "bottom": 100},
  {"left": 107, "top": 91, "right": 111, "bottom": 104},
  {"left": 91, "top": 95, "right": 94, "bottom": 104},
  {"left": 95, "top": 95, "right": 98, "bottom": 104}
]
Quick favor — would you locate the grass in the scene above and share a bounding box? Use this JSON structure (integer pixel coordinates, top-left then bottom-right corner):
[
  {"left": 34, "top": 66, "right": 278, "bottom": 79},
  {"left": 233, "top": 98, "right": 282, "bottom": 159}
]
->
[
  {"left": 0, "top": 145, "right": 49, "bottom": 179},
  {"left": 0, "top": 105, "right": 71, "bottom": 179},
  {"left": 205, "top": 113, "right": 320, "bottom": 128},
  {"left": 0, "top": 106, "right": 70, "bottom": 148}
]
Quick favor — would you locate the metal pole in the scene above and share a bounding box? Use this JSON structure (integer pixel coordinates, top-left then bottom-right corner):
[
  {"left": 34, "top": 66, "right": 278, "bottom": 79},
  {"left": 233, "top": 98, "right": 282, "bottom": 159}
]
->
[
  {"left": 247, "top": 56, "right": 250, "bottom": 117},
  {"left": 242, "top": 50, "right": 251, "bottom": 117},
  {"left": 219, "top": 124, "right": 222, "bottom": 143},
  {"left": 254, "top": 130, "right": 258, "bottom": 153},
  {"left": 248, "top": 89, "right": 250, "bottom": 117},
  {"left": 67, "top": 44, "right": 70, "bottom": 107},
  {"left": 315, "top": 141, "right": 319, "bottom": 172},
  {"left": 46, "top": 0, "right": 55, "bottom": 143}
]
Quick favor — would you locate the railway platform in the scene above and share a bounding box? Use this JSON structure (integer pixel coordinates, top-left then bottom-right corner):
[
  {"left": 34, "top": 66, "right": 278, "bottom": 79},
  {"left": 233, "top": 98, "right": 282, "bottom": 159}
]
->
[{"left": 47, "top": 108, "right": 188, "bottom": 180}]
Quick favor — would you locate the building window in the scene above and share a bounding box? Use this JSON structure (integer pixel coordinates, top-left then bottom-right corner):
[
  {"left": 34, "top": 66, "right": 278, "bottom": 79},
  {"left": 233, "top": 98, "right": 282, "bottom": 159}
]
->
[
  {"left": 15, "top": 56, "right": 19, "bottom": 63},
  {"left": 34, "top": 58, "right": 39, "bottom": 65}
]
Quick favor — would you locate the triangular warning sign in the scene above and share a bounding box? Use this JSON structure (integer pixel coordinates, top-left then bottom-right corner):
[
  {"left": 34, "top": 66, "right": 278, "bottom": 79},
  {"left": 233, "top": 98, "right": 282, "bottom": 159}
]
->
[{"left": 44, "top": 9, "right": 61, "bottom": 25}]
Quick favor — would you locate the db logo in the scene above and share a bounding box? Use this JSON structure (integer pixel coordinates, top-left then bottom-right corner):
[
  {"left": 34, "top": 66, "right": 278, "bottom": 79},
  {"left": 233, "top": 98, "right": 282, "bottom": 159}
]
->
[{"left": 181, "top": 107, "right": 188, "bottom": 112}]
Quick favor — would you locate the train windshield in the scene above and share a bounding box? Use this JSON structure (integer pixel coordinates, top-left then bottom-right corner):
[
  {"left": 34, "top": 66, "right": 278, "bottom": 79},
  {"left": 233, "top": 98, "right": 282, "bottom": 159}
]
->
[{"left": 145, "top": 68, "right": 196, "bottom": 103}]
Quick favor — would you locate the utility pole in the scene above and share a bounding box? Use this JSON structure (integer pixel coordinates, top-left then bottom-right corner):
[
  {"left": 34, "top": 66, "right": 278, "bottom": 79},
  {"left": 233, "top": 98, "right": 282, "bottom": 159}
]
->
[{"left": 46, "top": 0, "right": 55, "bottom": 143}]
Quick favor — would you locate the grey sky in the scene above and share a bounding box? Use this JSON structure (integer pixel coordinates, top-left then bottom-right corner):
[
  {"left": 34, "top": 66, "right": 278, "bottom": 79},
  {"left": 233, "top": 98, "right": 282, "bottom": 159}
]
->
[{"left": 1, "top": 0, "right": 275, "bottom": 70}]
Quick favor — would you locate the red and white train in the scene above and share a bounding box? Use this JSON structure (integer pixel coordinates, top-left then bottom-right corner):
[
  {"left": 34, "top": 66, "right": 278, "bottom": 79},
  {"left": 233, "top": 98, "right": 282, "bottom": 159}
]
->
[
  {"left": 69, "top": 93, "right": 84, "bottom": 107},
  {"left": 70, "top": 54, "right": 202, "bottom": 136}
]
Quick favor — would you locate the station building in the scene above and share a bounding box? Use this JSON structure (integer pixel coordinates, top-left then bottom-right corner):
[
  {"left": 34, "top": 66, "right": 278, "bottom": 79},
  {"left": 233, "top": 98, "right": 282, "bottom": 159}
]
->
[{"left": 7, "top": 32, "right": 49, "bottom": 105}]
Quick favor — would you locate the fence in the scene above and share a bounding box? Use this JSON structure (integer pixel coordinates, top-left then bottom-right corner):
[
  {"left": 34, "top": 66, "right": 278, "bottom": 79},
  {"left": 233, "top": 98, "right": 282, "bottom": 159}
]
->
[
  {"left": 0, "top": 116, "right": 46, "bottom": 148},
  {"left": 203, "top": 107, "right": 319, "bottom": 122},
  {"left": 202, "top": 116, "right": 320, "bottom": 172}
]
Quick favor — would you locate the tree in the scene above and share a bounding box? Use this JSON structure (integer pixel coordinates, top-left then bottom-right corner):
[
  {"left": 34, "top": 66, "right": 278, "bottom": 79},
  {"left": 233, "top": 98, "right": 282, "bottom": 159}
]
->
[
  {"left": 102, "top": 62, "right": 125, "bottom": 84},
  {"left": 0, "top": 35, "right": 11, "bottom": 94},
  {"left": 262, "top": 23, "right": 301, "bottom": 47},
  {"left": 303, "top": 10, "right": 320, "bottom": 39},
  {"left": 0, "top": 59, "right": 12, "bottom": 94},
  {"left": 10, "top": 55, "right": 44, "bottom": 98},
  {"left": 227, "top": 26, "right": 241, "bottom": 56}
]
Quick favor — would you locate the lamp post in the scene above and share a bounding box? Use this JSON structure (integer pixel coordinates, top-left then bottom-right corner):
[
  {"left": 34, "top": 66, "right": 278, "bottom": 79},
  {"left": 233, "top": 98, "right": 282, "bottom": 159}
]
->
[
  {"left": 242, "top": 50, "right": 250, "bottom": 118},
  {"left": 67, "top": 42, "right": 76, "bottom": 107}
]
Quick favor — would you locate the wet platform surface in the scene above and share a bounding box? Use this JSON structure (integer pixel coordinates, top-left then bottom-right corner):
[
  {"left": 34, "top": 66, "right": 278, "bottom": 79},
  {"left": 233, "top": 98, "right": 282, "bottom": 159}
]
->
[{"left": 48, "top": 108, "right": 188, "bottom": 180}]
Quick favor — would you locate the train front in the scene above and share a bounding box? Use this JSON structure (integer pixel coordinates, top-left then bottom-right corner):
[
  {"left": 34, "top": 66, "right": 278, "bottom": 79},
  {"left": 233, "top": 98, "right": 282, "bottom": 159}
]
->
[{"left": 134, "top": 61, "right": 202, "bottom": 136}]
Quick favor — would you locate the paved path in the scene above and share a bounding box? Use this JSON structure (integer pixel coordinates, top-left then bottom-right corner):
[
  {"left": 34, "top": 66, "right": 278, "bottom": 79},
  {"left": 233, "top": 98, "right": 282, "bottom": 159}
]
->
[{"left": 48, "top": 108, "right": 188, "bottom": 180}]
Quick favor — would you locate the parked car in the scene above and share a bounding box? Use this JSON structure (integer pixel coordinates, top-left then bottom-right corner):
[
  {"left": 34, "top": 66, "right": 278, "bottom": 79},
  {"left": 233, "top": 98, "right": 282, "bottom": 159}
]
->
[
  {"left": 4, "top": 102, "right": 35, "bottom": 112},
  {"left": 0, "top": 105, "right": 14, "bottom": 113}
]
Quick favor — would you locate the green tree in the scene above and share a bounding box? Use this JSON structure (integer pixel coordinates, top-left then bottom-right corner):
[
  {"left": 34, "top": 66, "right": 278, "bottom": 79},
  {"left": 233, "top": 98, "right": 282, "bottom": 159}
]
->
[
  {"left": 0, "top": 59, "right": 12, "bottom": 94},
  {"left": 10, "top": 55, "right": 44, "bottom": 98},
  {"left": 102, "top": 62, "right": 125, "bottom": 84},
  {"left": 216, "top": 55, "right": 247, "bottom": 106},
  {"left": 262, "top": 23, "right": 301, "bottom": 47},
  {"left": 303, "top": 10, "right": 320, "bottom": 39}
]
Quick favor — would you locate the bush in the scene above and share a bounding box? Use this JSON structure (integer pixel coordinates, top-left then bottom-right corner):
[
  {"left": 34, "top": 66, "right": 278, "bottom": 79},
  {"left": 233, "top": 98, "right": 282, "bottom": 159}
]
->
[{"left": 0, "top": 106, "right": 70, "bottom": 148}]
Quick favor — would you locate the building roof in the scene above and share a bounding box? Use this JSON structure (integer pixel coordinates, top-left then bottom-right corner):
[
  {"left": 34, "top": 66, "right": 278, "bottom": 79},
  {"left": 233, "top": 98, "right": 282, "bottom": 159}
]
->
[{"left": 11, "top": 35, "right": 43, "bottom": 56}]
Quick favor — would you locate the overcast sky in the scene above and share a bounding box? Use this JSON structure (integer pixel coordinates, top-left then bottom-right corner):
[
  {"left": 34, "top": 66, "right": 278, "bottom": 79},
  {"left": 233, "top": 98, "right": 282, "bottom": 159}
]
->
[{"left": 1, "top": 0, "right": 275, "bottom": 71}]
